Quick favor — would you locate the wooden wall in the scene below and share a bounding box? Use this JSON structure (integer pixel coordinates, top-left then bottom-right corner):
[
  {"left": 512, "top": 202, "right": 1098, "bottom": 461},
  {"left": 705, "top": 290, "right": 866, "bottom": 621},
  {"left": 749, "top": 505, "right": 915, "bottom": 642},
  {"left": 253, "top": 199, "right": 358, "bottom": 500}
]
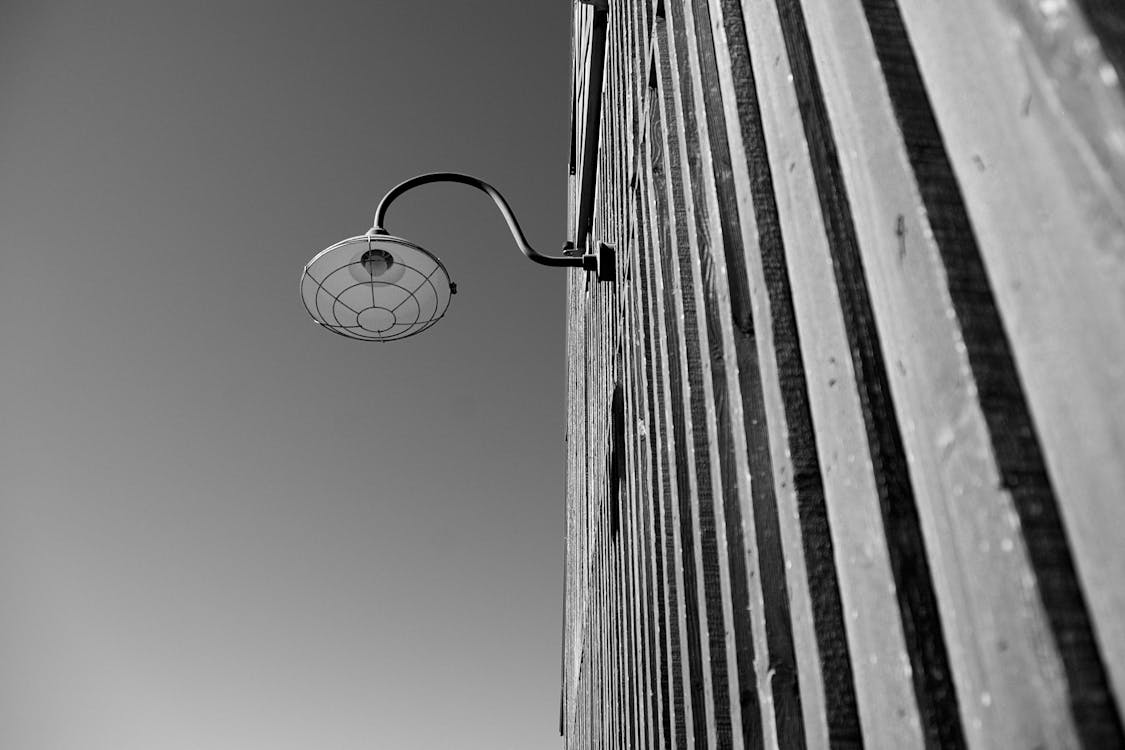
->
[{"left": 561, "top": 0, "right": 1125, "bottom": 747}]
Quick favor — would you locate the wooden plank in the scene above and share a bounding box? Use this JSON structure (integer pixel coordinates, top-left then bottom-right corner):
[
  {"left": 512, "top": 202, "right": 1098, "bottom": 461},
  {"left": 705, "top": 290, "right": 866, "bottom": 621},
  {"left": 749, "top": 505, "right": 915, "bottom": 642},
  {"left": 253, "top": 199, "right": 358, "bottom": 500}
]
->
[
  {"left": 639, "top": 54, "right": 715, "bottom": 750},
  {"left": 652, "top": 7, "right": 772, "bottom": 749},
  {"left": 606, "top": 90, "right": 642, "bottom": 743},
  {"left": 565, "top": 270, "right": 587, "bottom": 731},
  {"left": 688, "top": 0, "right": 874, "bottom": 746},
  {"left": 623, "top": 338, "right": 644, "bottom": 750},
  {"left": 598, "top": 290, "right": 612, "bottom": 750},
  {"left": 567, "top": 1, "right": 1125, "bottom": 746},
  {"left": 630, "top": 14, "right": 679, "bottom": 750},
  {"left": 629, "top": 191, "right": 666, "bottom": 749},
  {"left": 623, "top": 227, "right": 657, "bottom": 749},
  {"left": 778, "top": 0, "right": 991, "bottom": 745},
  {"left": 637, "top": 130, "right": 692, "bottom": 748},
  {"left": 612, "top": 126, "right": 647, "bottom": 745},
  {"left": 664, "top": 0, "right": 840, "bottom": 746},
  {"left": 892, "top": 0, "right": 1125, "bottom": 724},
  {"left": 575, "top": 273, "right": 589, "bottom": 744},
  {"left": 596, "top": 43, "right": 617, "bottom": 749},
  {"left": 728, "top": 0, "right": 931, "bottom": 746},
  {"left": 625, "top": 238, "right": 659, "bottom": 750},
  {"left": 652, "top": 11, "right": 747, "bottom": 750},
  {"left": 789, "top": 0, "right": 1120, "bottom": 745},
  {"left": 632, "top": 187, "right": 672, "bottom": 749}
]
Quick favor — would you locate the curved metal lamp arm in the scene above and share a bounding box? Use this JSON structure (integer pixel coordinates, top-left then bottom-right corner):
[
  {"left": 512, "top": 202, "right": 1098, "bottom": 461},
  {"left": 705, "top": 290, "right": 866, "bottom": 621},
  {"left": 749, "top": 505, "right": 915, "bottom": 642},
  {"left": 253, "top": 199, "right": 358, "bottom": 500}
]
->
[{"left": 371, "top": 172, "right": 611, "bottom": 277}]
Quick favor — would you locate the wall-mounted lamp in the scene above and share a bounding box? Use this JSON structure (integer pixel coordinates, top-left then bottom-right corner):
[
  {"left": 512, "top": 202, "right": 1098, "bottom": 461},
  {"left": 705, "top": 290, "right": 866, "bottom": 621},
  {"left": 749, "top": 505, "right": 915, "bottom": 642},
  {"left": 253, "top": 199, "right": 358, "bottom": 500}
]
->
[{"left": 300, "top": 172, "right": 615, "bottom": 342}]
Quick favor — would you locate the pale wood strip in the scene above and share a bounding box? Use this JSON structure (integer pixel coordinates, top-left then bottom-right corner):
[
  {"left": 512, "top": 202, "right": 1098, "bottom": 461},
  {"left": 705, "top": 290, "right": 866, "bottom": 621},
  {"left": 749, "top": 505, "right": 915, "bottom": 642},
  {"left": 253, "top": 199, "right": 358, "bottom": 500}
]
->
[
  {"left": 664, "top": 0, "right": 820, "bottom": 746},
  {"left": 563, "top": 274, "right": 577, "bottom": 741},
  {"left": 645, "top": 99, "right": 710, "bottom": 750},
  {"left": 683, "top": 0, "right": 870, "bottom": 745},
  {"left": 729, "top": 0, "right": 931, "bottom": 745},
  {"left": 771, "top": 1, "right": 973, "bottom": 743},
  {"left": 626, "top": 254, "right": 656, "bottom": 750},
  {"left": 637, "top": 127, "right": 690, "bottom": 748},
  {"left": 596, "top": 48, "right": 618, "bottom": 749},
  {"left": 565, "top": 271, "right": 587, "bottom": 734},
  {"left": 680, "top": 0, "right": 825, "bottom": 742},
  {"left": 794, "top": 0, "right": 1103, "bottom": 745},
  {"left": 616, "top": 16, "right": 657, "bottom": 737},
  {"left": 603, "top": 70, "right": 631, "bottom": 744},
  {"left": 631, "top": 169, "right": 672, "bottom": 749},
  {"left": 661, "top": 4, "right": 778, "bottom": 746},
  {"left": 893, "top": 0, "right": 1125, "bottom": 727},
  {"left": 605, "top": 26, "right": 648, "bottom": 736},
  {"left": 622, "top": 218, "right": 657, "bottom": 749},
  {"left": 650, "top": 15, "right": 735, "bottom": 750},
  {"left": 628, "top": 180, "right": 666, "bottom": 749}
]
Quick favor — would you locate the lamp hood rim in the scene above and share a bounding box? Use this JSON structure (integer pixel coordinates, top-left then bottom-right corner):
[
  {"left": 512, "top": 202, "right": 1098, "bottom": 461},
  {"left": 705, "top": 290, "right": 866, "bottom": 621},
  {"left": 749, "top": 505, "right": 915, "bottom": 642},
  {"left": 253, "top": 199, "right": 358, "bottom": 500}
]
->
[{"left": 303, "top": 232, "right": 452, "bottom": 283}]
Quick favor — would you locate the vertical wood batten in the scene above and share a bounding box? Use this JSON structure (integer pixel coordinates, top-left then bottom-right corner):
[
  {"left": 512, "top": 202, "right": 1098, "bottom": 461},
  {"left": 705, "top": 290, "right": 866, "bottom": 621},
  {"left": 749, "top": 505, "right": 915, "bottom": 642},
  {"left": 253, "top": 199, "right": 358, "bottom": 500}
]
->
[
  {"left": 648, "top": 104, "right": 706, "bottom": 746},
  {"left": 564, "top": 0, "right": 1125, "bottom": 746},
  {"left": 666, "top": 0, "right": 823, "bottom": 746},
  {"left": 798, "top": 0, "right": 1125, "bottom": 745},
  {"left": 637, "top": 154, "right": 685, "bottom": 747},
  {"left": 666, "top": 5, "right": 783, "bottom": 750},
  {"left": 633, "top": 186, "right": 673, "bottom": 749},
  {"left": 564, "top": 272, "right": 575, "bottom": 744},
  {"left": 655, "top": 5, "right": 765, "bottom": 749},
  {"left": 763, "top": 0, "right": 970, "bottom": 745},
  {"left": 651, "top": 16, "right": 737, "bottom": 748},
  {"left": 699, "top": 0, "right": 868, "bottom": 745},
  {"left": 599, "top": 31, "right": 621, "bottom": 745},
  {"left": 893, "top": 0, "right": 1125, "bottom": 723},
  {"left": 594, "top": 294, "right": 603, "bottom": 750},
  {"left": 622, "top": 221, "right": 654, "bottom": 748},
  {"left": 629, "top": 213, "right": 666, "bottom": 749},
  {"left": 622, "top": 180, "right": 652, "bottom": 747},
  {"left": 638, "top": 208, "right": 668, "bottom": 750},
  {"left": 617, "top": 7, "right": 653, "bottom": 740}
]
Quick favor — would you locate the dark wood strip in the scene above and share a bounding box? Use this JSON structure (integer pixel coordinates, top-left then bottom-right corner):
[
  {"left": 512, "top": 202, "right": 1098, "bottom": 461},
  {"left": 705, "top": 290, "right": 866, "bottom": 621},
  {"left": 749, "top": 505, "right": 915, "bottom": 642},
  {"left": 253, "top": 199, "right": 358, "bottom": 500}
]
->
[
  {"left": 653, "top": 9, "right": 753, "bottom": 748},
  {"left": 858, "top": 2, "right": 1125, "bottom": 744},
  {"left": 637, "top": 157, "right": 684, "bottom": 748},
  {"left": 703, "top": 0, "right": 863, "bottom": 745},
  {"left": 634, "top": 200, "right": 666, "bottom": 750},
  {"left": 630, "top": 241, "right": 665, "bottom": 750},
  {"left": 633, "top": 230, "right": 668, "bottom": 750},
  {"left": 666, "top": 0, "right": 813, "bottom": 745},
  {"left": 770, "top": 0, "right": 966, "bottom": 746},
  {"left": 647, "top": 37, "right": 724, "bottom": 749},
  {"left": 622, "top": 246, "right": 654, "bottom": 749}
]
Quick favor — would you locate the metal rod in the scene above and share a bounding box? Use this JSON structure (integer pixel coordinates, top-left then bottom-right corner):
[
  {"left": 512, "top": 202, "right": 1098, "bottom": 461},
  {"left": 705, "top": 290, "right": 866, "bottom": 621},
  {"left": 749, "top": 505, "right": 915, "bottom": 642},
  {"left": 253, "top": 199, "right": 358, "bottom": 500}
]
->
[{"left": 371, "top": 172, "right": 584, "bottom": 269}]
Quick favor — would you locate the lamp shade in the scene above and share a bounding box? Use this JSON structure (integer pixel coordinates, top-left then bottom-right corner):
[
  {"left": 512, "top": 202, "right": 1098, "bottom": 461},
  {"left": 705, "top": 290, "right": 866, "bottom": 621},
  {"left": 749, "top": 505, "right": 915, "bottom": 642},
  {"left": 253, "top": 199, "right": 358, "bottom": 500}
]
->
[{"left": 301, "top": 233, "right": 453, "bottom": 341}]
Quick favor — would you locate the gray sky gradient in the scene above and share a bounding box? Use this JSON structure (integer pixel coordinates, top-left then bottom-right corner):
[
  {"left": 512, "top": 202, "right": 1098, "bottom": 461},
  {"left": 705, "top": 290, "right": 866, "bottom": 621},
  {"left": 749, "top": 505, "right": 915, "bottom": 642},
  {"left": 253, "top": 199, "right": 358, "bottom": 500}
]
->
[{"left": 0, "top": 2, "right": 570, "bottom": 748}]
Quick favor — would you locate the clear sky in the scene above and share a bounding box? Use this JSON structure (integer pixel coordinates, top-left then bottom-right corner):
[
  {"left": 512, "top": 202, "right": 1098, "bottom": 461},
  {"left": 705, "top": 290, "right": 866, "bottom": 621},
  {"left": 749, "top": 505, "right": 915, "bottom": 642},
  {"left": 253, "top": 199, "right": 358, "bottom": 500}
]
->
[{"left": 0, "top": 2, "right": 570, "bottom": 748}]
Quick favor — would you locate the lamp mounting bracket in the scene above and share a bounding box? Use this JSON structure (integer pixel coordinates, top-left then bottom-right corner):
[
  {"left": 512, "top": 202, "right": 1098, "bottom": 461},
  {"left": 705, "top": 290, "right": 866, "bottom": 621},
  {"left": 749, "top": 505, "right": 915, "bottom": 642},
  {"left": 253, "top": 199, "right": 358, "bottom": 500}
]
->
[{"left": 371, "top": 172, "right": 615, "bottom": 282}]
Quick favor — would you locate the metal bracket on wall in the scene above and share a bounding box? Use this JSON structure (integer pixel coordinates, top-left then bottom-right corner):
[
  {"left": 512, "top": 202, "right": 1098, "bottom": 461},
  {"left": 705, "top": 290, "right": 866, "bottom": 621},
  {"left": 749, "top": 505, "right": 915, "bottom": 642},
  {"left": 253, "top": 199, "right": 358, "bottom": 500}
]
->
[
  {"left": 573, "top": 2, "right": 608, "bottom": 251},
  {"left": 592, "top": 241, "right": 615, "bottom": 283},
  {"left": 563, "top": 238, "right": 615, "bottom": 283}
]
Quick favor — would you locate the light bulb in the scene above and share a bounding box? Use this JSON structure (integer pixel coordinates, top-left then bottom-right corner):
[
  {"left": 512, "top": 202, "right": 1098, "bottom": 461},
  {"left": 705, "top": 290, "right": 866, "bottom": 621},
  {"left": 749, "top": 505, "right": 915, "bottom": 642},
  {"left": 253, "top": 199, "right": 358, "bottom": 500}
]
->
[{"left": 349, "top": 245, "right": 407, "bottom": 284}]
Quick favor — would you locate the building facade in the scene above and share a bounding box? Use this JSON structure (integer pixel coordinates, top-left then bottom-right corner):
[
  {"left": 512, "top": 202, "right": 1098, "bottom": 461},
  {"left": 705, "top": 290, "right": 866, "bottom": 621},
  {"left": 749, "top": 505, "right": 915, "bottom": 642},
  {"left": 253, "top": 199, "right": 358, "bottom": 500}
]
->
[{"left": 561, "top": 0, "right": 1125, "bottom": 747}]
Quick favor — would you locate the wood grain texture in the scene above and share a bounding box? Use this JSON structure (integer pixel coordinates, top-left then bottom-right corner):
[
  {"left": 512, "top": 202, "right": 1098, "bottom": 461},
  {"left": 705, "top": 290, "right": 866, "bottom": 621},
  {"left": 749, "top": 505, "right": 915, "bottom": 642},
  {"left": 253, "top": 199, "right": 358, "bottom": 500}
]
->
[
  {"left": 651, "top": 20, "right": 750, "bottom": 745},
  {"left": 562, "top": 0, "right": 1125, "bottom": 747},
  {"left": 893, "top": 0, "right": 1125, "bottom": 726},
  {"left": 701, "top": 1, "right": 866, "bottom": 745}
]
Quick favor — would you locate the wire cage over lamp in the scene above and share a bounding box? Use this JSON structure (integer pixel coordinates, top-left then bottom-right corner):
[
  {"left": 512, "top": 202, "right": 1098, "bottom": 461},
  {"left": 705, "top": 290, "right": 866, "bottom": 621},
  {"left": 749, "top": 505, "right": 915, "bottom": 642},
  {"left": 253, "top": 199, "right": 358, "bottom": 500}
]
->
[{"left": 300, "top": 232, "right": 454, "bottom": 342}]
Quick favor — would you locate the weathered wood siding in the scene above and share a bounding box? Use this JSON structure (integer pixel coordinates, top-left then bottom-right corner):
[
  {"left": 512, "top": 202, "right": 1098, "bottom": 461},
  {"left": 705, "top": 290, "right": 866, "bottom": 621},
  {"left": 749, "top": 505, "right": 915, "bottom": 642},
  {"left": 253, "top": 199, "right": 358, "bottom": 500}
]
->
[{"left": 561, "top": 0, "right": 1125, "bottom": 747}]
